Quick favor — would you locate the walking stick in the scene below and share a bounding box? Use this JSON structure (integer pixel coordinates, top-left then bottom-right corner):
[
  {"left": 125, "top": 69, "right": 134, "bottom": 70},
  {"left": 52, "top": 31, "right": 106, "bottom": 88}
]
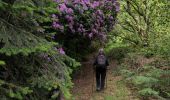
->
[
  {"left": 92, "top": 68, "right": 95, "bottom": 93},
  {"left": 105, "top": 68, "right": 108, "bottom": 89}
]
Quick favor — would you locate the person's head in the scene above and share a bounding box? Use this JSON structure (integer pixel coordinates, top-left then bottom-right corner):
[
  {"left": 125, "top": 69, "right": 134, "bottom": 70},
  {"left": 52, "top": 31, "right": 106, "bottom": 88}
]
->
[{"left": 98, "top": 48, "right": 104, "bottom": 55}]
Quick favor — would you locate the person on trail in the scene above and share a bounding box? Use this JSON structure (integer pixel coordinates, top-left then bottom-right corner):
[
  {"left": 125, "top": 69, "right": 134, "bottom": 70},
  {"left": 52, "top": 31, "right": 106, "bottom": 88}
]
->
[{"left": 93, "top": 48, "right": 109, "bottom": 91}]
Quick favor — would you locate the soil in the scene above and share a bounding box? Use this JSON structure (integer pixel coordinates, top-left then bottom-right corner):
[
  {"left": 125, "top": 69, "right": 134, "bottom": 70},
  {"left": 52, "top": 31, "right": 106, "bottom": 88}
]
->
[{"left": 71, "top": 55, "right": 139, "bottom": 100}]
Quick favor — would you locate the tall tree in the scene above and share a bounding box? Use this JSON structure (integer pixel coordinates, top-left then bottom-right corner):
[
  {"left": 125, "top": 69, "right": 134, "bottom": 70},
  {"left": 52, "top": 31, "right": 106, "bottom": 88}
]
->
[
  {"left": 115, "top": 0, "right": 169, "bottom": 46},
  {"left": 0, "top": 0, "right": 80, "bottom": 99}
]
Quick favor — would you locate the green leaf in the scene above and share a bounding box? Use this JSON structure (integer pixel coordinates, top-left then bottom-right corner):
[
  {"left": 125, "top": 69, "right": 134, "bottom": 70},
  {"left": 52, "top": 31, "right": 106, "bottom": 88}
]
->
[
  {"left": 0, "top": 60, "right": 5, "bottom": 65},
  {"left": 139, "top": 88, "right": 159, "bottom": 96},
  {"left": 132, "top": 76, "right": 159, "bottom": 87},
  {"left": 0, "top": 79, "right": 5, "bottom": 86},
  {"left": 0, "top": 19, "right": 56, "bottom": 55}
]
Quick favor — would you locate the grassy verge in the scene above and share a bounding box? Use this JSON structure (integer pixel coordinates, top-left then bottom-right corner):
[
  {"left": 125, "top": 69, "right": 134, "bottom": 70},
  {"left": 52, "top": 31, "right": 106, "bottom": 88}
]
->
[{"left": 104, "top": 81, "right": 130, "bottom": 100}]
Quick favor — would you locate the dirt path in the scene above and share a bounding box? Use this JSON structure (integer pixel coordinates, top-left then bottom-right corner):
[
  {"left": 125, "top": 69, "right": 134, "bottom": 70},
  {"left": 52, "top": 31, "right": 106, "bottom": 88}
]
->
[{"left": 71, "top": 55, "right": 139, "bottom": 100}]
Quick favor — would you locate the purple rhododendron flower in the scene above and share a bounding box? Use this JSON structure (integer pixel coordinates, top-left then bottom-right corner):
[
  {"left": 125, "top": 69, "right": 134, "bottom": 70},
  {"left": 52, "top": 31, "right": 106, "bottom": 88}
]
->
[
  {"left": 84, "top": 0, "right": 90, "bottom": 5},
  {"left": 73, "top": 0, "right": 80, "bottom": 4},
  {"left": 64, "top": 0, "right": 68, "bottom": 4},
  {"left": 92, "top": 29, "right": 98, "bottom": 34},
  {"left": 58, "top": 48, "right": 65, "bottom": 55},
  {"left": 65, "top": 15, "right": 74, "bottom": 23},
  {"left": 96, "top": 10, "right": 103, "bottom": 15},
  {"left": 52, "top": 14, "right": 57, "bottom": 18},
  {"left": 67, "top": 8, "right": 74, "bottom": 14},
  {"left": 52, "top": 36, "right": 55, "bottom": 39},
  {"left": 52, "top": 0, "right": 119, "bottom": 40},
  {"left": 47, "top": 57, "right": 51, "bottom": 62},
  {"left": 54, "top": 0, "right": 61, "bottom": 3},
  {"left": 68, "top": 24, "right": 73, "bottom": 30},
  {"left": 110, "top": 16, "right": 114, "bottom": 20},
  {"left": 83, "top": 4, "right": 88, "bottom": 10},
  {"left": 115, "top": 2, "right": 120, "bottom": 12},
  {"left": 52, "top": 22, "right": 60, "bottom": 29},
  {"left": 88, "top": 33, "right": 93, "bottom": 38},
  {"left": 59, "top": 3, "right": 67, "bottom": 12},
  {"left": 78, "top": 28, "right": 82, "bottom": 32},
  {"left": 52, "top": 22, "right": 64, "bottom": 32},
  {"left": 79, "top": 24, "right": 83, "bottom": 28},
  {"left": 68, "top": 23, "right": 74, "bottom": 31},
  {"left": 107, "top": 6, "right": 112, "bottom": 10},
  {"left": 82, "top": 28, "right": 85, "bottom": 32},
  {"left": 65, "top": 15, "right": 69, "bottom": 19},
  {"left": 91, "top": 1, "right": 100, "bottom": 9},
  {"left": 59, "top": 25, "right": 64, "bottom": 30}
]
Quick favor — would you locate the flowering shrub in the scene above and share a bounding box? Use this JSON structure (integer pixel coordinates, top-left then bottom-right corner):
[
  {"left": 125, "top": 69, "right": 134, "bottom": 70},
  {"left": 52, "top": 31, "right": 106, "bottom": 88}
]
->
[
  {"left": 52, "top": 0, "right": 119, "bottom": 40},
  {"left": 58, "top": 47, "right": 65, "bottom": 54}
]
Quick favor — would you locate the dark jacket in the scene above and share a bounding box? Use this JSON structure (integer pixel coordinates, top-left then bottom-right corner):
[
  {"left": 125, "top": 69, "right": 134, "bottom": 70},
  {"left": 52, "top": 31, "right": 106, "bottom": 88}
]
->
[{"left": 93, "top": 54, "right": 109, "bottom": 68}]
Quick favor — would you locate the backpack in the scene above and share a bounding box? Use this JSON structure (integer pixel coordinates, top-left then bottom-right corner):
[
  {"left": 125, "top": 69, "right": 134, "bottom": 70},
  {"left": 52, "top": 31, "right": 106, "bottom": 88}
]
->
[{"left": 97, "top": 54, "right": 106, "bottom": 67}]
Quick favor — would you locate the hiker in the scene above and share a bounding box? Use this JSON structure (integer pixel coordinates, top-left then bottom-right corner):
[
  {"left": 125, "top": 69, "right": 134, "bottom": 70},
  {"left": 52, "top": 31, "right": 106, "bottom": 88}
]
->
[{"left": 93, "top": 48, "right": 109, "bottom": 91}]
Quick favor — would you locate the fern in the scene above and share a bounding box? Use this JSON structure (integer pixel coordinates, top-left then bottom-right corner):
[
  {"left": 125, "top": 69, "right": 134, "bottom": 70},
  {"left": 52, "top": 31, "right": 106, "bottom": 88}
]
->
[
  {"left": 0, "top": 60, "right": 5, "bottom": 65},
  {"left": 132, "top": 76, "right": 159, "bottom": 88},
  {"left": 120, "top": 69, "right": 135, "bottom": 78},
  {"left": 138, "top": 88, "right": 159, "bottom": 97}
]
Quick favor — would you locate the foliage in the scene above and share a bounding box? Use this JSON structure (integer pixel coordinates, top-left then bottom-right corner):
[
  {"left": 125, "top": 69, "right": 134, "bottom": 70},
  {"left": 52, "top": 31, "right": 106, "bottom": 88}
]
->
[
  {"left": 138, "top": 0, "right": 170, "bottom": 59},
  {"left": 105, "top": 39, "right": 131, "bottom": 62},
  {"left": 138, "top": 88, "right": 159, "bottom": 97},
  {"left": 0, "top": 0, "right": 81, "bottom": 99},
  {"left": 112, "top": 0, "right": 170, "bottom": 47},
  {"left": 121, "top": 69, "right": 135, "bottom": 78},
  {"left": 0, "top": 52, "right": 80, "bottom": 100},
  {"left": 0, "top": 60, "right": 5, "bottom": 65},
  {"left": 132, "top": 76, "right": 158, "bottom": 88},
  {"left": 52, "top": 0, "right": 119, "bottom": 40},
  {"left": 119, "top": 52, "right": 170, "bottom": 99},
  {"left": 105, "top": 0, "right": 169, "bottom": 99},
  {"left": 0, "top": 78, "right": 33, "bottom": 99},
  {"left": 50, "top": 0, "right": 119, "bottom": 60}
]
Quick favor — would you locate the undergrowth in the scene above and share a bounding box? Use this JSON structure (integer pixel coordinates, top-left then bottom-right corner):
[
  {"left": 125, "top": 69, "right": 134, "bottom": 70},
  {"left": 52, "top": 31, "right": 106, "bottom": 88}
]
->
[
  {"left": 106, "top": 41, "right": 170, "bottom": 99},
  {"left": 119, "top": 53, "right": 170, "bottom": 100}
]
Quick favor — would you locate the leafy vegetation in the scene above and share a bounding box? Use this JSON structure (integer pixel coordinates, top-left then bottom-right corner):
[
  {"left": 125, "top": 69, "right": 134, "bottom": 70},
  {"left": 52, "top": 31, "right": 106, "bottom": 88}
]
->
[
  {"left": 51, "top": 0, "right": 119, "bottom": 60},
  {"left": 0, "top": 0, "right": 81, "bottom": 99},
  {"left": 0, "top": 0, "right": 169, "bottom": 99},
  {"left": 105, "top": 0, "right": 170, "bottom": 99},
  {"left": 0, "top": 0, "right": 118, "bottom": 99}
]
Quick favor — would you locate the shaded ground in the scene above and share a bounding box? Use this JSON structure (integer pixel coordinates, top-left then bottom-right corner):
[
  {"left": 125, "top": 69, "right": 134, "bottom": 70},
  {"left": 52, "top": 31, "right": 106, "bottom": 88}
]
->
[{"left": 71, "top": 55, "right": 139, "bottom": 100}]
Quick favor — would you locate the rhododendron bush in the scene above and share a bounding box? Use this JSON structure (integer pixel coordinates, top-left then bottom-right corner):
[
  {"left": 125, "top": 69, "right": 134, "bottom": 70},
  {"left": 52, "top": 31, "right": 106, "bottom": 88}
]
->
[{"left": 52, "top": 0, "right": 119, "bottom": 40}]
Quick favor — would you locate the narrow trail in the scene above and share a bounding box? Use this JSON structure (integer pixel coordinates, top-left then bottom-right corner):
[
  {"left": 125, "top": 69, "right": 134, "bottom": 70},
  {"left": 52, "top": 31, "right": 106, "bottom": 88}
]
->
[{"left": 71, "top": 55, "right": 139, "bottom": 100}]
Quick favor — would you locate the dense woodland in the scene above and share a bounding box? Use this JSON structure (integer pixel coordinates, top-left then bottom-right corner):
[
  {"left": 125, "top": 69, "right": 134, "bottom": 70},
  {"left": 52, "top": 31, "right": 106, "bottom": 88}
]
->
[{"left": 0, "top": 0, "right": 169, "bottom": 100}]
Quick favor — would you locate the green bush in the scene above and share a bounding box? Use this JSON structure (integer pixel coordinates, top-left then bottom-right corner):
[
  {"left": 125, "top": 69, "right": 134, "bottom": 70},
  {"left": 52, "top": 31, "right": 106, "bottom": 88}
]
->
[
  {"left": 118, "top": 51, "right": 169, "bottom": 99},
  {"left": 0, "top": 0, "right": 81, "bottom": 99},
  {"left": 138, "top": 88, "right": 159, "bottom": 97},
  {"left": 0, "top": 60, "right": 5, "bottom": 65},
  {"left": 120, "top": 69, "right": 135, "bottom": 78},
  {"left": 105, "top": 42, "right": 131, "bottom": 61},
  {"left": 132, "top": 76, "right": 159, "bottom": 88}
]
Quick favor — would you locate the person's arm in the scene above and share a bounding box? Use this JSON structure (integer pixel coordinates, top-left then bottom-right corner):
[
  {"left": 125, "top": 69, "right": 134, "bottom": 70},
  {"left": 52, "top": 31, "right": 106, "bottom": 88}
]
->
[{"left": 93, "top": 58, "right": 97, "bottom": 66}]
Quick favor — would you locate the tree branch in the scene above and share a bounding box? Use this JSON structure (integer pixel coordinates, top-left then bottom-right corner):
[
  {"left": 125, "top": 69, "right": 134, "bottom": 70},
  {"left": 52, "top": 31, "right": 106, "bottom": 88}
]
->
[{"left": 2, "top": 0, "right": 16, "bottom": 5}]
